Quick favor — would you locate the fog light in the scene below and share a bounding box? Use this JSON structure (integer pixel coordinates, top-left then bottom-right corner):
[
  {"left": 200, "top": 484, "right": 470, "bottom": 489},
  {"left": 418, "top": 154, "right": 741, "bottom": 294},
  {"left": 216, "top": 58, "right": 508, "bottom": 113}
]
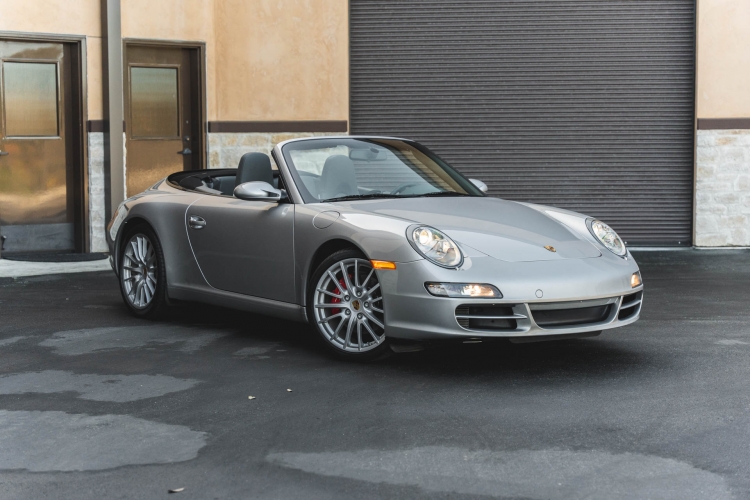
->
[
  {"left": 631, "top": 271, "right": 642, "bottom": 288},
  {"left": 425, "top": 283, "right": 502, "bottom": 298}
]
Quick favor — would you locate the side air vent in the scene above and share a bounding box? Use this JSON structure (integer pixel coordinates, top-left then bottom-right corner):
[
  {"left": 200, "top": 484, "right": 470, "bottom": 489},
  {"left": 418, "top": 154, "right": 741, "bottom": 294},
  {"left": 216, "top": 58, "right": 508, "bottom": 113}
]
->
[
  {"left": 618, "top": 291, "right": 643, "bottom": 320},
  {"left": 455, "top": 304, "right": 523, "bottom": 330}
]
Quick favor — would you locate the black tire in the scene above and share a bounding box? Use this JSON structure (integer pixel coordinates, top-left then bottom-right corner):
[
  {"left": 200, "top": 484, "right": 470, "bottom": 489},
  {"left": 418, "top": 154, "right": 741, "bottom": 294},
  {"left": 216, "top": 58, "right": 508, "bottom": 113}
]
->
[
  {"left": 307, "top": 248, "right": 391, "bottom": 361},
  {"left": 118, "top": 223, "right": 169, "bottom": 319}
]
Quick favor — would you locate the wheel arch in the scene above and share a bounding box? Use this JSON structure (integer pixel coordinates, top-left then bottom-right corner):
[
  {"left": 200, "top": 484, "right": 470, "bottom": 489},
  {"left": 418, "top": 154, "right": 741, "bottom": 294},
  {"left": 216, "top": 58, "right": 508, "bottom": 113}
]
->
[
  {"left": 303, "top": 238, "right": 369, "bottom": 306},
  {"left": 114, "top": 216, "right": 158, "bottom": 276}
]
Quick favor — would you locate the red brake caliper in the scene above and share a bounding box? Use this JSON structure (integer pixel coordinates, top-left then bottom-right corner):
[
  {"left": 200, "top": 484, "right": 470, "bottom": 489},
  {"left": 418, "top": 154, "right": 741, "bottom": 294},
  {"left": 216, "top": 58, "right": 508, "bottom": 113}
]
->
[{"left": 330, "top": 278, "right": 349, "bottom": 315}]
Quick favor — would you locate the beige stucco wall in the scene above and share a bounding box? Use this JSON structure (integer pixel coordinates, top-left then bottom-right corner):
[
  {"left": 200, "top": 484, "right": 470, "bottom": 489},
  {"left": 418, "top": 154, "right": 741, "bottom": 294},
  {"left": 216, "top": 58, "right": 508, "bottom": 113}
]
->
[
  {"left": 0, "top": 0, "right": 101, "bottom": 37},
  {"left": 696, "top": 0, "right": 750, "bottom": 118},
  {"left": 1, "top": 0, "right": 349, "bottom": 123},
  {"left": 0, "top": 0, "right": 103, "bottom": 118},
  {"left": 213, "top": 0, "right": 349, "bottom": 122},
  {"left": 120, "top": 0, "right": 348, "bottom": 122},
  {"left": 694, "top": 0, "right": 750, "bottom": 247}
]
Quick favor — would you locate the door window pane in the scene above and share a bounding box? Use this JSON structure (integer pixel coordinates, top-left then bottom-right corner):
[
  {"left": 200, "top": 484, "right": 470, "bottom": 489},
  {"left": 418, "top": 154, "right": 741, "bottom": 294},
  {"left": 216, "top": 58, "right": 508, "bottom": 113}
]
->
[
  {"left": 130, "top": 66, "right": 179, "bottom": 138},
  {"left": 3, "top": 62, "right": 59, "bottom": 137}
]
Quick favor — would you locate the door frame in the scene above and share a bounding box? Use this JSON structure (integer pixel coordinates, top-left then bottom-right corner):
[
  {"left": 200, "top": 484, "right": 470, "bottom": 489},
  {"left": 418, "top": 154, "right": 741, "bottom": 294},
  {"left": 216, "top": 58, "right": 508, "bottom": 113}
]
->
[
  {"left": 123, "top": 39, "right": 207, "bottom": 170},
  {"left": 0, "top": 31, "right": 89, "bottom": 252}
]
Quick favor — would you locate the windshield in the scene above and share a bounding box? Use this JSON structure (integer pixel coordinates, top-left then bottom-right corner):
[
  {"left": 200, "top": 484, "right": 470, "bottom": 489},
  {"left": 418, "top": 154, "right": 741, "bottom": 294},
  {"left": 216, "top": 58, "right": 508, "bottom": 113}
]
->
[{"left": 281, "top": 138, "right": 485, "bottom": 203}]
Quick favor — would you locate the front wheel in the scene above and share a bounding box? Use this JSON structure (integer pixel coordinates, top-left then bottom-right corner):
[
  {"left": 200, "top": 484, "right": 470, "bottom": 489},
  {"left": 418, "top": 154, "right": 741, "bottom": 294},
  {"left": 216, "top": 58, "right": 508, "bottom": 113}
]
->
[
  {"left": 308, "top": 249, "right": 390, "bottom": 360},
  {"left": 119, "top": 224, "right": 168, "bottom": 319}
]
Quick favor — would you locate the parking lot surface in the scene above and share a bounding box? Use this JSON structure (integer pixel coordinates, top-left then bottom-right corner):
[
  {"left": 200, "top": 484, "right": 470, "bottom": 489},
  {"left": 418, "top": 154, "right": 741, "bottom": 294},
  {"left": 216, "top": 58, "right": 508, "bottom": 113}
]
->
[{"left": 1, "top": 249, "right": 749, "bottom": 499}]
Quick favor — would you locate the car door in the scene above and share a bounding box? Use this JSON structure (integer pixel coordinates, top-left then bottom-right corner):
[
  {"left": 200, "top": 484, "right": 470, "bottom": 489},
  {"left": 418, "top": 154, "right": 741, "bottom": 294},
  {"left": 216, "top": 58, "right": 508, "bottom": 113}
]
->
[{"left": 185, "top": 195, "right": 296, "bottom": 303}]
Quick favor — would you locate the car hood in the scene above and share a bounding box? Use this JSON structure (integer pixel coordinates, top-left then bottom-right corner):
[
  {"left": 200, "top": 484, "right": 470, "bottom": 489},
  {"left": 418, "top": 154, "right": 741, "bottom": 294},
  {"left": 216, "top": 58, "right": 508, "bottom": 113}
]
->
[{"left": 331, "top": 197, "right": 601, "bottom": 262}]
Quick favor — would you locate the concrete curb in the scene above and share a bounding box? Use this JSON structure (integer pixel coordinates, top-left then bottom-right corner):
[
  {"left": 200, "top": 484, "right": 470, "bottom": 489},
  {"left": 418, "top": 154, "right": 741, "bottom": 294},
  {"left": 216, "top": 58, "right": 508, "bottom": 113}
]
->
[{"left": 0, "top": 259, "right": 112, "bottom": 278}]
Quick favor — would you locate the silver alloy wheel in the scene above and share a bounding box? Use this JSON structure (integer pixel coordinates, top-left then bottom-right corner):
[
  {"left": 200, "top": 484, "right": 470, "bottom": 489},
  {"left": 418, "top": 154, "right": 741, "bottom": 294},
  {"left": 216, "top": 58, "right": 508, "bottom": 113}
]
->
[
  {"left": 313, "top": 258, "right": 385, "bottom": 352},
  {"left": 121, "top": 234, "right": 157, "bottom": 309}
]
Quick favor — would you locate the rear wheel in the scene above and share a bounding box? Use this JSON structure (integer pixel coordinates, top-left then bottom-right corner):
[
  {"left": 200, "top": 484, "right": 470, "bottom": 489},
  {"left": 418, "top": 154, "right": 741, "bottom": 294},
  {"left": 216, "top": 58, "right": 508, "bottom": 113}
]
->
[
  {"left": 308, "top": 248, "right": 390, "bottom": 360},
  {"left": 119, "top": 224, "right": 168, "bottom": 318}
]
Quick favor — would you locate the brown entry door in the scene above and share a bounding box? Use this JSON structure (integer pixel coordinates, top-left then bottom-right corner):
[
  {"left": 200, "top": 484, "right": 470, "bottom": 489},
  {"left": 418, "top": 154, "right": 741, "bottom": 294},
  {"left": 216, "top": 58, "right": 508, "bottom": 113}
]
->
[
  {"left": 124, "top": 46, "right": 201, "bottom": 196},
  {"left": 0, "top": 41, "right": 77, "bottom": 253}
]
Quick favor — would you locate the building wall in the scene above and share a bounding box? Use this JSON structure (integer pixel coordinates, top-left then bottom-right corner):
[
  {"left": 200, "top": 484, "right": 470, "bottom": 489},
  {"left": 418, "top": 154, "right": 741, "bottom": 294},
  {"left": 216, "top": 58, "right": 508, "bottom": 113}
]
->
[
  {"left": 121, "top": 0, "right": 218, "bottom": 121},
  {"left": 695, "top": 0, "right": 750, "bottom": 247},
  {"left": 213, "top": 0, "right": 348, "bottom": 122},
  {"left": 0, "top": 0, "right": 103, "bottom": 118},
  {"left": 208, "top": 0, "right": 349, "bottom": 168},
  {"left": 119, "top": 0, "right": 349, "bottom": 168},
  {"left": 0, "top": 0, "right": 348, "bottom": 252},
  {"left": 11, "top": 1, "right": 746, "bottom": 249}
]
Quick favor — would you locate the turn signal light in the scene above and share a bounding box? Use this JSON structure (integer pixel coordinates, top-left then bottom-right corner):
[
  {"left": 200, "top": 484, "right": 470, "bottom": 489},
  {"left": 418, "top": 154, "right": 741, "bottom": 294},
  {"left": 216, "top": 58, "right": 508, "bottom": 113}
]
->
[
  {"left": 371, "top": 260, "right": 397, "bottom": 270},
  {"left": 631, "top": 271, "right": 642, "bottom": 288}
]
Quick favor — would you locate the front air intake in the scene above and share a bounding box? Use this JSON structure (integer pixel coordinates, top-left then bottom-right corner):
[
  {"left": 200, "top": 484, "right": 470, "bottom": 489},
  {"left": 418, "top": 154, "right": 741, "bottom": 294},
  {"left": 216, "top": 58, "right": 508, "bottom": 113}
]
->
[
  {"left": 455, "top": 304, "right": 522, "bottom": 331},
  {"left": 529, "top": 297, "right": 618, "bottom": 328},
  {"left": 531, "top": 305, "right": 612, "bottom": 327}
]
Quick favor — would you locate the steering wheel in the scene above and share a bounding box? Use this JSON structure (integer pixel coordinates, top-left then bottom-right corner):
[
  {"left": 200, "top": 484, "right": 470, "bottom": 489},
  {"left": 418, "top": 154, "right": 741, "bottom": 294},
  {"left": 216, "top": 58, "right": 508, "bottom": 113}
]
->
[{"left": 390, "top": 183, "right": 420, "bottom": 195}]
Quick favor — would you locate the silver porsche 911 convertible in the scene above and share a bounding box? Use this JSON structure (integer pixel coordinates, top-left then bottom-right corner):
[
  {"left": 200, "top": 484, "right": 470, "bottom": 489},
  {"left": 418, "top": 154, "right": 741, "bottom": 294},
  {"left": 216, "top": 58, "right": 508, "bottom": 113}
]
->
[{"left": 107, "top": 136, "right": 643, "bottom": 360}]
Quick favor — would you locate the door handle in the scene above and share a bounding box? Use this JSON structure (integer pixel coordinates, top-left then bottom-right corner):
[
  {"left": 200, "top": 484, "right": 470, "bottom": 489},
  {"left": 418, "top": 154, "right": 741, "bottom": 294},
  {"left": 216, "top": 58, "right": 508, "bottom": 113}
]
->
[
  {"left": 177, "top": 148, "right": 192, "bottom": 155},
  {"left": 0, "top": 151, "right": 8, "bottom": 156},
  {"left": 188, "top": 215, "right": 206, "bottom": 229}
]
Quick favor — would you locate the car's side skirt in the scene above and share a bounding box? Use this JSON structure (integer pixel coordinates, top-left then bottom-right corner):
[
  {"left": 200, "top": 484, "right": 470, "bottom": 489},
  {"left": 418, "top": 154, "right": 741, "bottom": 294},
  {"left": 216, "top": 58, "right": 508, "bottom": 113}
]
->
[{"left": 169, "top": 285, "right": 307, "bottom": 323}]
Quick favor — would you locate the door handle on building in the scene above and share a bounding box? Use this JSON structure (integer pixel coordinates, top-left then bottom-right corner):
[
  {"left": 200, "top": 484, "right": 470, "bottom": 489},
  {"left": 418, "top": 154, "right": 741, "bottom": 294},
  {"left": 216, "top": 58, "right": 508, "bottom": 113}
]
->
[
  {"left": 177, "top": 148, "right": 192, "bottom": 155},
  {"left": 0, "top": 151, "right": 9, "bottom": 156},
  {"left": 188, "top": 215, "right": 206, "bottom": 229}
]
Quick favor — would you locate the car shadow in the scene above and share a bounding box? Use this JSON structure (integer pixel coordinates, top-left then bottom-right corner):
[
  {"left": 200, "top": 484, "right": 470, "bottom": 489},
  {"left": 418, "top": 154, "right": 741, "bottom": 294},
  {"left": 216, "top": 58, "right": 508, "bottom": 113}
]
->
[
  {"left": 163, "top": 300, "right": 655, "bottom": 381},
  {"left": 382, "top": 337, "right": 651, "bottom": 380}
]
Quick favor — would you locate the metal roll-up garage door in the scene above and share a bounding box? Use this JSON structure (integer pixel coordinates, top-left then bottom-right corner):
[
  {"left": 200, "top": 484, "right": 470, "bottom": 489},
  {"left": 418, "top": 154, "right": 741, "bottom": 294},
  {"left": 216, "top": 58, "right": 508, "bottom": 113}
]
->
[{"left": 350, "top": 0, "right": 695, "bottom": 245}]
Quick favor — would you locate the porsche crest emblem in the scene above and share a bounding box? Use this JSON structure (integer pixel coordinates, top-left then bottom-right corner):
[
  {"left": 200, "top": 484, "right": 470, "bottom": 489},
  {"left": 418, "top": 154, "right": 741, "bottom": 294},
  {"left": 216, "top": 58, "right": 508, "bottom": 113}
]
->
[{"left": 544, "top": 245, "right": 557, "bottom": 253}]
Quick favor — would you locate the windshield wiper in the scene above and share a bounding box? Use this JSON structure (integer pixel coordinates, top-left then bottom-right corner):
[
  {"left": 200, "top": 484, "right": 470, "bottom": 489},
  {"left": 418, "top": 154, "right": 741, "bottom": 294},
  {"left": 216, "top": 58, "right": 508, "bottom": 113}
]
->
[
  {"left": 411, "top": 191, "right": 471, "bottom": 198},
  {"left": 323, "top": 193, "right": 397, "bottom": 203},
  {"left": 324, "top": 191, "right": 472, "bottom": 203}
]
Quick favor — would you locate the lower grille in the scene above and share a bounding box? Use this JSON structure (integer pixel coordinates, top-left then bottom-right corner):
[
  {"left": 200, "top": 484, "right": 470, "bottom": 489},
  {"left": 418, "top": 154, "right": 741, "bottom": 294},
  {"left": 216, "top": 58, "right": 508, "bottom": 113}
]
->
[
  {"left": 455, "top": 304, "right": 522, "bottom": 331},
  {"left": 531, "top": 304, "right": 612, "bottom": 327}
]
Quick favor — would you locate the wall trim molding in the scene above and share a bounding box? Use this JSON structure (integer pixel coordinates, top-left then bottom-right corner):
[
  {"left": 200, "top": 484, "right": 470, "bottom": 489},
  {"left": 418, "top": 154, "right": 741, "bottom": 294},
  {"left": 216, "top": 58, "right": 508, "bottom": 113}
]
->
[
  {"left": 697, "top": 118, "right": 750, "bottom": 130},
  {"left": 208, "top": 121, "right": 348, "bottom": 133}
]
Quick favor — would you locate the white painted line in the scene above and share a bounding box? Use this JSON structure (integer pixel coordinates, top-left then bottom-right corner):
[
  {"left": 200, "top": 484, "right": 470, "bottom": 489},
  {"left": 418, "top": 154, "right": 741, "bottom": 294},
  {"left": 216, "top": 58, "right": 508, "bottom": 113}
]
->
[{"left": 716, "top": 339, "right": 749, "bottom": 346}]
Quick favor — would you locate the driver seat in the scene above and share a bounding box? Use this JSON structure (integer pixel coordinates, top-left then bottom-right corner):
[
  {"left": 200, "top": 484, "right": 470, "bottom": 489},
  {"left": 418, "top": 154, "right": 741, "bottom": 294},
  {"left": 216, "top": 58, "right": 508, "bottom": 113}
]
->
[
  {"left": 319, "top": 155, "right": 359, "bottom": 199},
  {"left": 236, "top": 153, "right": 274, "bottom": 189}
]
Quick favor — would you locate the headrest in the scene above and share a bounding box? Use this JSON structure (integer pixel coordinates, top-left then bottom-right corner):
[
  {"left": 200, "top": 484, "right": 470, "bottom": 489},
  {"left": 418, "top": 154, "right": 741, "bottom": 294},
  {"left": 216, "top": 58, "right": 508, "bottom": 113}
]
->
[
  {"left": 320, "top": 155, "right": 359, "bottom": 199},
  {"left": 236, "top": 152, "right": 273, "bottom": 188}
]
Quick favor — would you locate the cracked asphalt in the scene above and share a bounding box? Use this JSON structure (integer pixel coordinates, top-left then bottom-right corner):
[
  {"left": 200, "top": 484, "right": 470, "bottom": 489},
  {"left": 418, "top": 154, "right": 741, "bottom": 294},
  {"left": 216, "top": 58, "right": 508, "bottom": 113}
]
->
[{"left": 0, "top": 249, "right": 749, "bottom": 499}]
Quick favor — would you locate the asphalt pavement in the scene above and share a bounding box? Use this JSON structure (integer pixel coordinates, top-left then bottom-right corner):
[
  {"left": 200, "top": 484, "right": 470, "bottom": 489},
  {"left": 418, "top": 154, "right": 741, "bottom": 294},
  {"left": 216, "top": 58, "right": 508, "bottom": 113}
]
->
[{"left": 0, "top": 249, "right": 749, "bottom": 499}]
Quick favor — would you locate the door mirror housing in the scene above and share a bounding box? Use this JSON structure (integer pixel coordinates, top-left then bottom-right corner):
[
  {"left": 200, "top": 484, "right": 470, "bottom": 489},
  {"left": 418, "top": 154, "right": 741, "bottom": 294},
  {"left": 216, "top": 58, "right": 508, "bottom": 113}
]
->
[
  {"left": 469, "top": 178, "right": 488, "bottom": 193},
  {"left": 234, "top": 181, "right": 282, "bottom": 202}
]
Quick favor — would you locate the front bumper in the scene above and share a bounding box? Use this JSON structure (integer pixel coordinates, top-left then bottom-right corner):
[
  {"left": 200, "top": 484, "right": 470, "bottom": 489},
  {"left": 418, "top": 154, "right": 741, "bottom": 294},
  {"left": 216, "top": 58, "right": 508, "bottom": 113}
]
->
[{"left": 378, "top": 254, "right": 643, "bottom": 341}]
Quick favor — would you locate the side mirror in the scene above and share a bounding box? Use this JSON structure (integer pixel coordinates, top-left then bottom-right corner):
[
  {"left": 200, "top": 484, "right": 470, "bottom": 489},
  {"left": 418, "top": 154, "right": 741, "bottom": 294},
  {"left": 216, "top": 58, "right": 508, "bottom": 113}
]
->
[
  {"left": 234, "top": 181, "right": 282, "bottom": 202},
  {"left": 469, "top": 178, "right": 488, "bottom": 193}
]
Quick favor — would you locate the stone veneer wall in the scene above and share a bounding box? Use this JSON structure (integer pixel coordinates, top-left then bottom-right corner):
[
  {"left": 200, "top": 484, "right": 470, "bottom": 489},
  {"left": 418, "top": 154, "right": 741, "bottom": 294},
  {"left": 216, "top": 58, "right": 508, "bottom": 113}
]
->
[
  {"left": 87, "top": 132, "right": 108, "bottom": 253},
  {"left": 695, "top": 129, "right": 750, "bottom": 246},
  {"left": 207, "top": 132, "right": 338, "bottom": 169}
]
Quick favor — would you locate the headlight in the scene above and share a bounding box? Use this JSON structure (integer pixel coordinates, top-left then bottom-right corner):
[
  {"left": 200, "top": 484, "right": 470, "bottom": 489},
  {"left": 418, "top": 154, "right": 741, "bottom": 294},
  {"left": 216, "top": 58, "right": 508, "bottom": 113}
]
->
[
  {"left": 631, "top": 271, "right": 642, "bottom": 288},
  {"left": 587, "top": 218, "right": 626, "bottom": 257},
  {"left": 408, "top": 226, "right": 463, "bottom": 268}
]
